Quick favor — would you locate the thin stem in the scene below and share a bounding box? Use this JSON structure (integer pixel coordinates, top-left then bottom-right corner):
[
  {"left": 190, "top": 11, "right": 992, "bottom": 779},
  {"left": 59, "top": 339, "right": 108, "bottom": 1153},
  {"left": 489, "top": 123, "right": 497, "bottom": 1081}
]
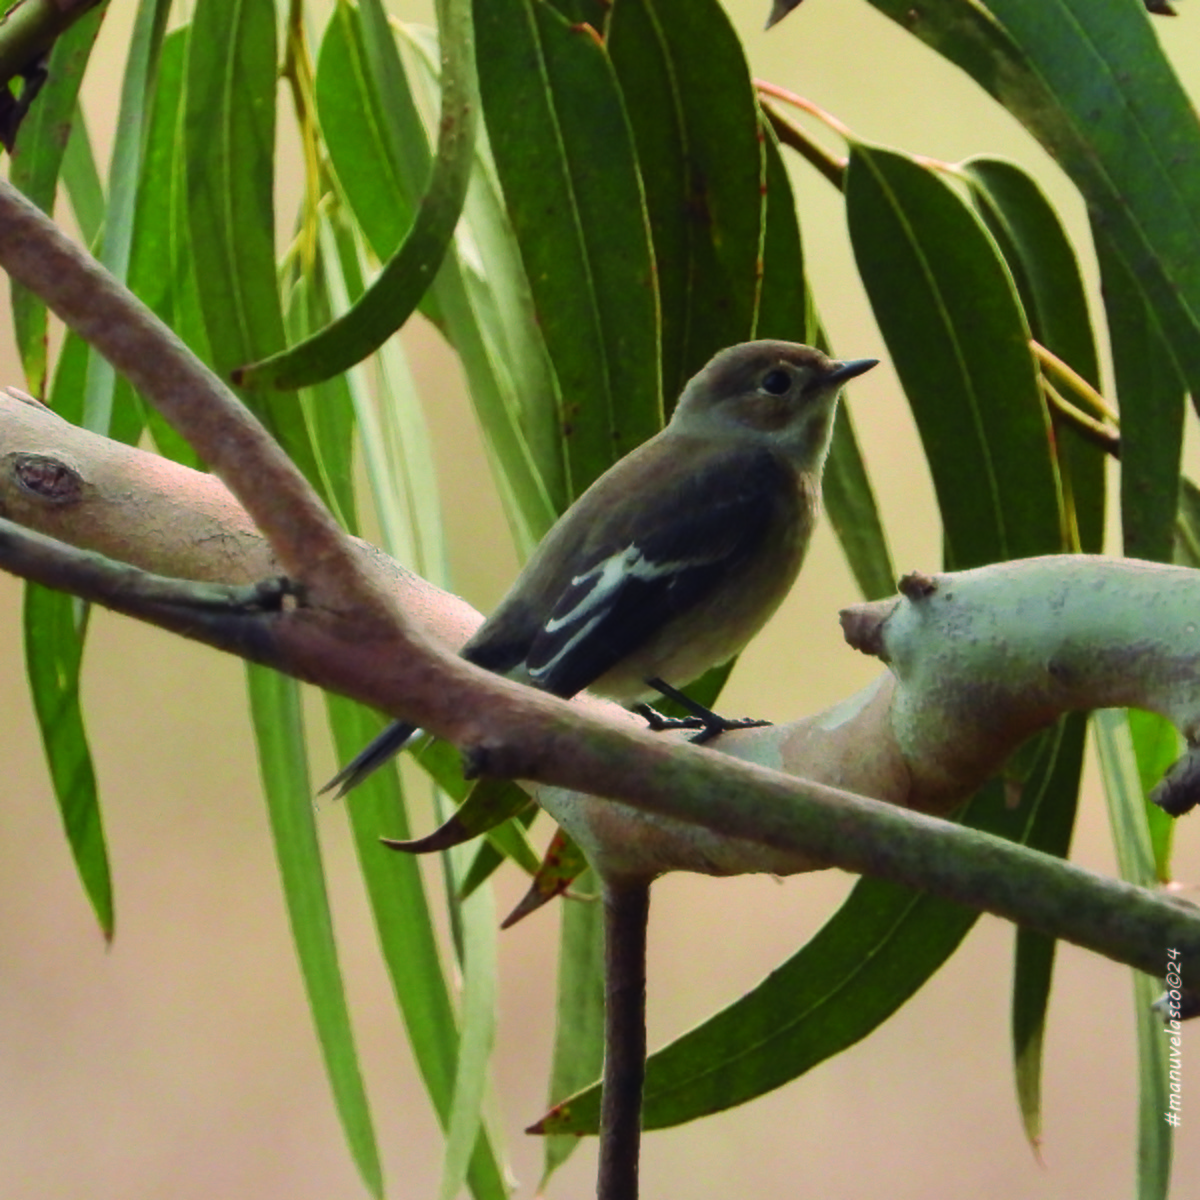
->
[
  {"left": 760, "top": 102, "right": 846, "bottom": 190},
  {"left": 598, "top": 880, "right": 651, "bottom": 1200},
  {"left": 1040, "top": 377, "right": 1121, "bottom": 457},
  {"left": 754, "top": 78, "right": 854, "bottom": 141},
  {"left": 1031, "top": 339, "right": 1119, "bottom": 423}
]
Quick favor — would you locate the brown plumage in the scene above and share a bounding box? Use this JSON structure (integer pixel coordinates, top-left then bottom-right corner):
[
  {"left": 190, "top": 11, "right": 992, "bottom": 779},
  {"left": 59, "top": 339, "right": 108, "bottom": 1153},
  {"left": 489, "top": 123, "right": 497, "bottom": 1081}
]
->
[{"left": 323, "top": 340, "right": 876, "bottom": 796}]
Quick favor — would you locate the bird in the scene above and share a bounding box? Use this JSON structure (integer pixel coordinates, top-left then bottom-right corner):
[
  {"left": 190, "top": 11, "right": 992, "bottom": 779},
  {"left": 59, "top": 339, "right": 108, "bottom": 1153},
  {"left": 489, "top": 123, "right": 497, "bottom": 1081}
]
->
[{"left": 322, "top": 340, "right": 877, "bottom": 797}]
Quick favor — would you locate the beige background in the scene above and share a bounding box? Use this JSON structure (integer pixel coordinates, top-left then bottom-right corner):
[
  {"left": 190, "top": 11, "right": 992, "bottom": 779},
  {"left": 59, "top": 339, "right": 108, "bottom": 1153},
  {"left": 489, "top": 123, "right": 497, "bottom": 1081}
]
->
[{"left": 3, "top": 1, "right": 1200, "bottom": 1197}]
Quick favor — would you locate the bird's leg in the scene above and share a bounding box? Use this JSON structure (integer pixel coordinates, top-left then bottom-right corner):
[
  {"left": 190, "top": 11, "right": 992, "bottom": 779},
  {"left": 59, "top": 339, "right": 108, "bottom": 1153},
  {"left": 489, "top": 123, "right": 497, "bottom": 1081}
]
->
[{"left": 638, "top": 677, "right": 772, "bottom": 744}]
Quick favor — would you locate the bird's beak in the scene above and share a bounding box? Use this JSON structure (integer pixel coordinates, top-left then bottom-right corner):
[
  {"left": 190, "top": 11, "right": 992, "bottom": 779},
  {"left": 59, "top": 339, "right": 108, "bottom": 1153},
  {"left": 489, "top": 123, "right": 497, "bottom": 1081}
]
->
[{"left": 827, "top": 358, "right": 879, "bottom": 386}]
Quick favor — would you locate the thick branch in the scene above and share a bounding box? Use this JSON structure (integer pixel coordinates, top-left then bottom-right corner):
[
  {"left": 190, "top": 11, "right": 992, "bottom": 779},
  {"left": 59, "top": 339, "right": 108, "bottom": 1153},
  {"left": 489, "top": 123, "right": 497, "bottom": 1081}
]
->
[
  {"left": 843, "top": 560, "right": 1200, "bottom": 807},
  {"left": 0, "top": 205, "right": 1198, "bottom": 996},
  {"left": 0, "top": 402, "right": 1197, "bottom": 987},
  {"left": 0, "top": 181, "right": 381, "bottom": 615}
]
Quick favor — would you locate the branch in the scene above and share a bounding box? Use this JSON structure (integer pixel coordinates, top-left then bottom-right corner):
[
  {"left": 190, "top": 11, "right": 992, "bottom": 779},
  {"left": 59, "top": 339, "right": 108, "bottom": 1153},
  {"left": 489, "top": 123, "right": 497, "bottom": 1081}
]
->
[
  {"left": 0, "top": 187, "right": 1197, "bottom": 1003},
  {"left": 0, "top": 182, "right": 377, "bottom": 608},
  {"left": 1, "top": 389, "right": 1198, "bottom": 994},
  {"left": 597, "top": 880, "right": 650, "bottom": 1200}
]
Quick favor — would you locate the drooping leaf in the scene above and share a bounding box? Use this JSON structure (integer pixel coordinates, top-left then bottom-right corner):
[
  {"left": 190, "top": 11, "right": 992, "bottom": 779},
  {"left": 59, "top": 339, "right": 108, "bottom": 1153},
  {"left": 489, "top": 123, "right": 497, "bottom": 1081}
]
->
[
  {"left": 60, "top": 107, "right": 105, "bottom": 245},
  {"left": 1127, "top": 708, "right": 1181, "bottom": 885},
  {"left": 1093, "top": 710, "right": 1174, "bottom": 1200},
  {"left": 1094, "top": 228, "right": 1185, "bottom": 564},
  {"left": 247, "top": 666, "right": 384, "bottom": 1197},
  {"left": 437, "top": 848, "right": 498, "bottom": 1200},
  {"left": 22, "top": 306, "right": 110, "bottom": 938},
  {"left": 9, "top": 2, "right": 105, "bottom": 397},
  {"left": 866, "top": 0, "right": 1200, "bottom": 393},
  {"left": 475, "top": 0, "right": 661, "bottom": 495},
  {"left": 500, "top": 828, "right": 590, "bottom": 928},
  {"left": 317, "top": 0, "right": 561, "bottom": 546},
  {"left": 238, "top": 0, "right": 478, "bottom": 390},
  {"left": 126, "top": 24, "right": 208, "bottom": 469},
  {"left": 846, "top": 143, "right": 1063, "bottom": 570},
  {"left": 81, "top": 0, "right": 171, "bottom": 439},
  {"left": 962, "top": 155, "right": 1104, "bottom": 555},
  {"left": 383, "top": 776, "right": 533, "bottom": 854},
  {"left": 331, "top": 698, "right": 511, "bottom": 1200},
  {"left": 184, "top": 0, "right": 317, "bottom": 478},
  {"left": 757, "top": 121, "right": 893, "bottom": 600},
  {"left": 608, "top": 0, "right": 764, "bottom": 400},
  {"left": 23, "top": 583, "right": 110, "bottom": 937},
  {"left": 541, "top": 875, "right": 604, "bottom": 1186}
]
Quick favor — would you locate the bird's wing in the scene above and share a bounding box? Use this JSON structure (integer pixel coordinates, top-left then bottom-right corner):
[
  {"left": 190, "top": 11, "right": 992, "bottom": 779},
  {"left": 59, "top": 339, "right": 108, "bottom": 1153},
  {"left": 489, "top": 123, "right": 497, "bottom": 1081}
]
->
[{"left": 521, "top": 445, "right": 792, "bottom": 698}]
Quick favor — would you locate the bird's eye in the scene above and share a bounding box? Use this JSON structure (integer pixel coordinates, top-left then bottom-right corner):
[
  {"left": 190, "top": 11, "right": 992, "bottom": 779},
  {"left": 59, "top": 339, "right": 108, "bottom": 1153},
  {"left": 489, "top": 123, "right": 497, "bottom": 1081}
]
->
[{"left": 760, "top": 368, "right": 793, "bottom": 395}]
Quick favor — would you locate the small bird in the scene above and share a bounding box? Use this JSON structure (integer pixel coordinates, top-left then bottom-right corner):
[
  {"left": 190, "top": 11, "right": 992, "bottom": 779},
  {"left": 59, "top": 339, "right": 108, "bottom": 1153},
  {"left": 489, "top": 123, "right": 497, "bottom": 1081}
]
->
[{"left": 323, "top": 340, "right": 876, "bottom": 796}]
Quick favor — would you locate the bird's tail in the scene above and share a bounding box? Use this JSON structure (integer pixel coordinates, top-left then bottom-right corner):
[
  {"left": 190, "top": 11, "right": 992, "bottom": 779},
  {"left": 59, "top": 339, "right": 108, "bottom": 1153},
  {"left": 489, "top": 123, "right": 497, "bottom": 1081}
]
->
[{"left": 320, "top": 720, "right": 420, "bottom": 798}]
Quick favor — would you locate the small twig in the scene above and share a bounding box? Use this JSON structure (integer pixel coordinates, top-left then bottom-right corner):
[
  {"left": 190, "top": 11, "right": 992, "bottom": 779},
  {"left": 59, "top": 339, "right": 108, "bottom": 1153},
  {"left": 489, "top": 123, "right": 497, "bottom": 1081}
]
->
[
  {"left": 598, "top": 879, "right": 651, "bottom": 1200},
  {"left": 0, "top": 515, "right": 295, "bottom": 657},
  {"left": 754, "top": 78, "right": 853, "bottom": 141},
  {"left": 760, "top": 101, "right": 846, "bottom": 190}
]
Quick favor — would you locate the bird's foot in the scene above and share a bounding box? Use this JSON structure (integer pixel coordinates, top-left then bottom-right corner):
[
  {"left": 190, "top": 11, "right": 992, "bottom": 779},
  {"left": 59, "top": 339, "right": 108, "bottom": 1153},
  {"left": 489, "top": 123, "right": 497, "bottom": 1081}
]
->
[
  {"left": 688, "top": 713, "right": 773, "bottom": 744},
  {"left": 636, "top": 677, "right": 773, "bottom": 744}
]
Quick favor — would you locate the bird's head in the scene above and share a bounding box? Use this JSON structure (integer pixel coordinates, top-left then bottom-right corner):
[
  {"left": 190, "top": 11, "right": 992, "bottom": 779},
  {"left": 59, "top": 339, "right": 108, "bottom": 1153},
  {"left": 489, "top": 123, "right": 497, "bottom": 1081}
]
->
[{"left": 670, "top": 340, "right": 878, "bottom": 469}]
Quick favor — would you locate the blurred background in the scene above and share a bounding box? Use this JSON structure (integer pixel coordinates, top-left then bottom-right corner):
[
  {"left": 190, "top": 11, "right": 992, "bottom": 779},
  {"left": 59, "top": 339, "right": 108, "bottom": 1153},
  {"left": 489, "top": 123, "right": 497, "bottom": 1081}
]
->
[{"left": 2, "top": 1, "right": 1200, "bottom": 1197}]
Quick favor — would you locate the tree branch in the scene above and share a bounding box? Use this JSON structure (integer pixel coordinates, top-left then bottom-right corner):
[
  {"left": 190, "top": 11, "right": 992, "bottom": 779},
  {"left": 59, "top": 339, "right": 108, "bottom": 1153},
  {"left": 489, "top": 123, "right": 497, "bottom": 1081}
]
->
[
  {"left": 597, "top": 880, "right": 650, "bottom": 1200},
  {"left": 0, "top": 186, "right": 1197, "bottom": 1008}
]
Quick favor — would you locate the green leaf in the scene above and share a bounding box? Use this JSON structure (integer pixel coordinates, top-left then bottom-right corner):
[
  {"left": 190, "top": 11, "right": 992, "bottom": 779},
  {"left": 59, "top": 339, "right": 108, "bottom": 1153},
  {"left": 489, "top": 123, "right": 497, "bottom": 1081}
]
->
[
  {"left": 756, "top": 121, "right": 894, "bottom": 600},
  {"left": 475, "top": 0, "right": 661, "bottom": 494},
  {"left": 1127, "top": 709, "right": 1181, "bottom": 885},
  {"left": 81, "top": 0, "right": 171, "bottom": 438},
  {"left": 1174, "top": 477, "right": 1200, "bottom": 569},
  {"left": 540, "top": 716, "right": 1085, "bottom": 1133},
  {"left": 21, "top": 306, "right": 111, "bottom": 937},
  {"left": 23, "top": 583, "right": 111, "bottom": 937},
  {"left": 9, "top": 2, "right": 106, "bottom": 396},
  {"left": 824, "top": 404, "right": 896, "bottom": 601},
  {"left": 184, "top": 0, "right": 302, "bottom": 450},
  {"left": 867, "top": 0, "right": 1200, "bottom": 392},
  {"left": 238, "top": 0, "right": 478, "bottom": 390},
  {"left": 126, "top": 24, "right": 208, "bottom": 469},
  {"left": 184, "top": 0, "right": 282, "bottom": 373},
  {"left": 283, "top": 260, "right": 358, "bottom": 530},
  {"left": 1008, "top": 715, "right": 1086, "bottom": 1153},
  {"left": 315, "top": 0, "right": 419, "bottom": 262},
  {"left": 61, "top": 107, "right": 105, "bottom": 246},
  {"left": 541, "top": 876, "right": 604, "bottom": 1186},
  {"left": 1093, "top": 710, "right": 1174, "bottom": 1200},
  {"left": 247, "top": 667, "right": 383, "bottom": 1197},
  {"left": 314, "top": 218, "right": 510, "bottom": 1199},
  {"left": 382, "top": 775, "right": 534, "bottom": 854},
  {"left": 962, "top": 155, "right": 1105, "bottom": 555},
  {"left": 317, "top": 0, "right": 561, "bottom": 545},
  {"left": 608, "top": 0, "right": 763, "bottom": 399},
  {"left": 458, "top": 809, "right": 541, "bottom": 899},
  {"left": 438, "top": 849, "right": 498, "bottom": 1200},
  {"left": 756, "top": 118, "right": 813, "bottom": 347},
  {"left": 846, "top": 143, "right": 1063, "bottom": 569},
  {"left": 328, "top": 708, "right": 512, "bottom": 1200},
  {"left": 401, "top": 20, "right": 569, "bottom": 530},
  {"left": 1094, "top": 228, "right": 1185, "bottom": 564}
]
